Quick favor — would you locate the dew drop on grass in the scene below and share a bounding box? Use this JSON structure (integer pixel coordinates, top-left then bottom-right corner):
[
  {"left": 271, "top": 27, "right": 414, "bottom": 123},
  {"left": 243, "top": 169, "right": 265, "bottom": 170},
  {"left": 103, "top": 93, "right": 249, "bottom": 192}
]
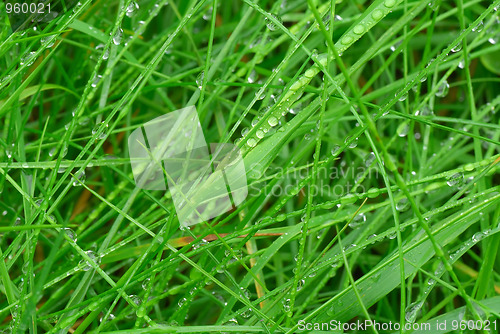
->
[
  {"left": 435, "top": 80, "right": 449, "bottom": 97},
  {"left": 247, "top": 138, "right": 257, "bottom": 147},
  {"left": 331, "top": 145, "right": 341, "bottom": 156},
  {"left": 241, "top": 308, "right": 252, "bottom": 318},
  {"left": 384, "top": 0, "right": 396, "bottom": 7},
  {"left": 241, "top": 127, "right": 249, "bottom": 136},
  {"left": 488, "top": 34, "right": 499, "bottom": 44},
  {"left": 141, "top": 278, "right": 150, "bottom": 290},
  {"left": 91, "top": 75, "right": 102, "bottom": 88},
  {"left": 458, "top": 59, "right": 465, "bottom": 69},
  {"left": 178, "top": 297, "right": 187, "bottom": 307},
  {"left": 113, "top": 28, "right": 123, "bottom": 45},
  {"left": 349, "top": 213, "right": 366, "bottom": 229},
  {"left": 343, "top": 244, "right": 356, "bottom": 252},
  {"left": 390, "top": 41, "right": 402, "bottom": 52},
  {"left": 196, "top": 71, "right": 204, "bottom": 89},
  {"left": 367, "top": 234, "right": 378, "bottom": 244},
  {"left": 239, "top": 287, "right": 250, "bottom": 299},
  {"left": 472, "top": 21, "right": 483, "bottom": 33},
  {"left": 353, "top": 24, "right": 365, "bottom": 35},
  {"left": 92, "top": 122, "right": 109, "bottom": 139},
  {"left": 265, "top": 14, "right": 282, "bottom": 31},
  {"left": 365, "top": 152, "right": 375, "bottom": 166},
  {"left": 21, "top": 52, "right": 36, "bottom": 66},
  {"left": 41, "top": 35, "right": 55, "bottom": 48},
  {"left": 297, "top": 279, "right": 305, "bottom": 291},
  {"left": 345, "top": 136, "right": 358, "bottom": 148},
  {"left": 126, "top": 1, "right": 139, "bottom": 17},
  {"left": 268, "top": 116, "right": 278, "bottom": 127},
  {"left": 397, "top": 91, "right": 408, "bottom": 101},
  {"left": 128, "top": 295, "right": 141, "bottom": 306},
  {"left": 397, "top": 122, "right": 409, "bottom": 137},
  {"left": 446, "top": 172, "right": 464, "bottom": 187},
  {"left": 372, "top": 9, "right": 384, "bottom": 20},
  {"left": 256, "top": 129, "right": 264, "bottom": 139},
  {"left": 79, "top": 250, "right": 100, "bottom": 271},
  {"left": 282, "top": 298, "right": 291, "bottom": 312},
  {"left": 341, "top": 35, "right": 353, "bottom": 45},
  {"left": 247, "top": 69, "right": 257, "bottom": 83},
  {"left": 472, "top": 231, "right": 487, "bottom": 242},
  {"left": 255, "top": 88, "right": 265, "bottom": 100},
  {"left": 72, "top": 170, "right": 86, "bottom": 186},
  {"left": 405, "top": 301, "right": 423, "bottom": 323},
  {"left": 224, "top": 318, "right": 238, "bottom": 326},
  {"left": 451, "top": 40, "right": 462, "bottom": 53},
  {"left": 64, "top": 227, "right": 77, "bottom": 242},
  {"left": 396, "top": 198, "right": 409, "bottom": 212},
  {"left": 416, "top": 104, "right": 434, "bottom": 116},
  {"left": 202, "top": 6, "right": 213, "bottom": 20}
]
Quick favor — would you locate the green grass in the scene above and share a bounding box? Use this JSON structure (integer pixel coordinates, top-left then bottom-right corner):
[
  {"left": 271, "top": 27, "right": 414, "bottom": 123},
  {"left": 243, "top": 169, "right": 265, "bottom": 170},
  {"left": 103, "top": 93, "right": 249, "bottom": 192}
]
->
[{"left": 1, "top": 0, "right": 500, "bottom": 333}]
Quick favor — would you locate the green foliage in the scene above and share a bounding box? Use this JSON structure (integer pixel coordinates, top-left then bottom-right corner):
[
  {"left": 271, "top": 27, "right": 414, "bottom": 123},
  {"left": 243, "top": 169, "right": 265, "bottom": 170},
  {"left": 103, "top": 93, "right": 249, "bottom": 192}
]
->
[{"left": 0, "top": 0, "right": 499, "bottom": 333}]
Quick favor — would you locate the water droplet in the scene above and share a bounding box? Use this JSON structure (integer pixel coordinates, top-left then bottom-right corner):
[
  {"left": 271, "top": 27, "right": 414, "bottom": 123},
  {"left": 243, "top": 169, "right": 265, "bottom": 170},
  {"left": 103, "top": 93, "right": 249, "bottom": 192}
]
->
[
  {"left": 353, "top": 24, "right": 365, "bottom": 35},
  {"left": 446, "top": 172, "right": 464, "bottom": 187},
  {"left": 268, "top": 116, "right": 278, "bottom": 127},
  {"left": 331, "top": 145, "right": 341, "bottom": 156},
  {"left": 363, "top": 152, "right": 375, "bottom": 167},
  {"left": 472, "top": 231, "right": 487, "bottom": 243},
  {"left": 64, "top": 228, "right": 77, "bottom": 242},
  {"left": 247, "top": 138, "right": 257, "bottom": 147},
  {"left": 92, "top": 122, "right": 109, "bottom": 140},
  {"left": 72, "top": 170, "right": 86, "bottom": 186},
  {"left": 296, "top": 279, "right": 305, "bottom": 291},
  {"left": 241, "top": 308, "right": 252, "bottom": 318},
  {"left": 343, "top": 244, "right": 356, "bottom": 252},
  {"left": 384, "top": 0, "right": 396, "bottom": 7},
  {"left": 405, "top": 301, "right": 423, "bottom": 323},
  {"left": 397, "top": 91, "right": 408, "bottom": 101},
  {"left": 20, "top": 52, "right": 36, "bottom": 66},
  {"left": 255, "top": 88, "right": 265, "bottom": 100},
  {"left": 372, "top": 9, "right": 384, "bottom": 20},
  {"left": 202, "top": 6, "right": 213, "bottom": 20},
  {"left": 41, "top": 35, "right": 56, "bottom": 48},
  {"left": 341, "top": 35, "right": 354, "bottom": 45},
  {"left": 178, "top": 297, "right": 187, "bottom": 307},
  {"left": 451, "top": 40, "right": 462, "bottom": 53},
  {"left": 112, "top": 28, "right": 123, "bottom": 45},
  {"left": 239, "top": 287, "right": 250, "bottom": 299},
  {"left": 126, "top": 1, "right": 139, "bottom": 17},
  {"left": 129, "top": 295, "right": 141, "bottom": 306},
  {"left": 282, "top": 298, "right": 291, "bottom": 312},
  {"left": 224, "top": 318, "right": 238, "bottom": 326},
  {"left": 256, "top": 129, "right": 265, "bottom": 139},
  {"left": 79, "top": 250, "right": 100, "bottom": 271},
  {"left": 265, "top": 14, "right": 282, "bottom": 31},
  {"left": 345, "top": 136, "right": 358, "bottom": 148},
  {"left": 196, "top": 71, "right": 204, "bottom": 89},
  {"left": 349, "top": 213, "right": 366, "bottom": 229},
  {"left": 247, "top": 70, "right": 257, "bottom": 83},
  {"left": 397, "top": 122, "right": 410, "bottom": 137},
  {"left": 396, "top": 198, "right": 409, "bottom": 212},
  {"left": 91, "top": 75, "right": 102, "bottom": 88},
  {"left": 472, "top": 21, "right": 483, "bottom": 33},
  {"left": 435, "top": 80, "right": 449, "bottom": 97}
]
